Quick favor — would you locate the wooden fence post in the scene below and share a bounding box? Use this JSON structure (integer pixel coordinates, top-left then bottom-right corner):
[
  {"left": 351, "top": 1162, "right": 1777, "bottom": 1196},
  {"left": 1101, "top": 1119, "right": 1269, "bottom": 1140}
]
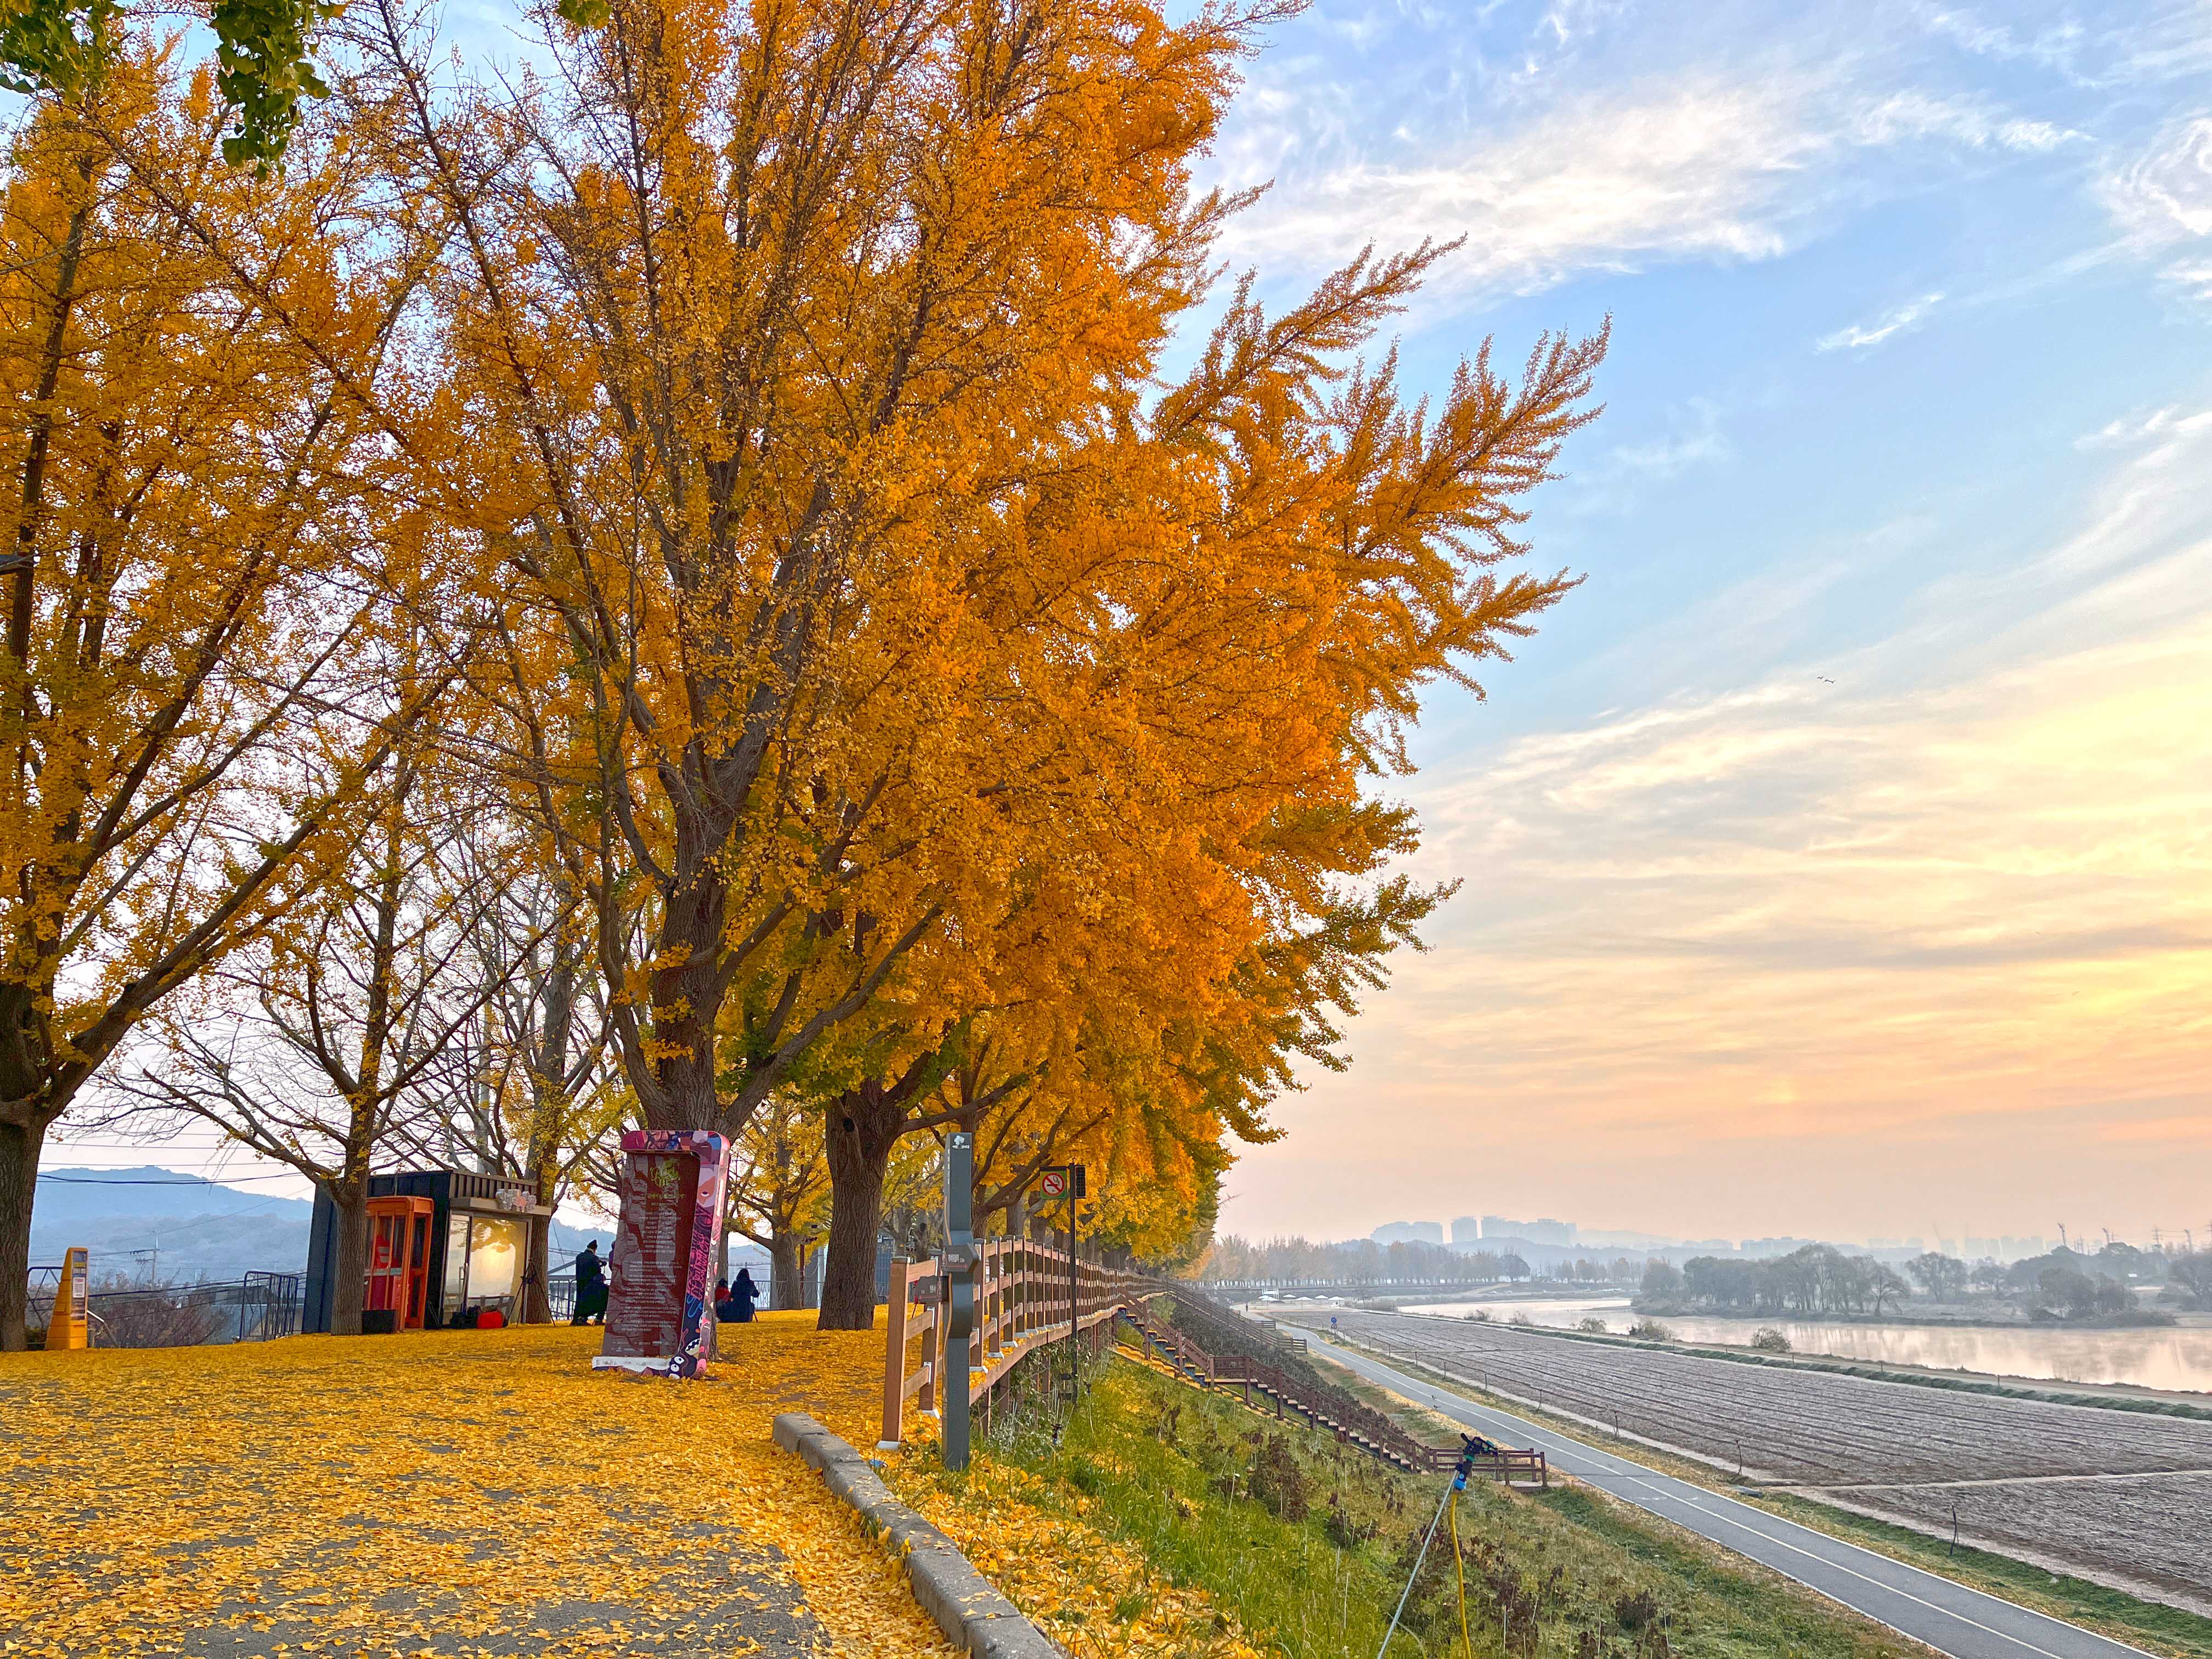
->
[{"left": 881, "top": 1257, "right": 911, "bottom": 1449}]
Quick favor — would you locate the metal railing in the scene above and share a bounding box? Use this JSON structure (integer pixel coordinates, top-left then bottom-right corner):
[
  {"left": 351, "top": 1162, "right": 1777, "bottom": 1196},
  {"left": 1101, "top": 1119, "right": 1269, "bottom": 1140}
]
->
[
  {"left": 1121, "top": 1302, "right": 1548, "bottom": 1485},
  {"left": 25, "top": 1265, "right": 60, "bottom": 1335},
  {"left": 881, "top": 1240, "right": 1147, "bottom": 1447},
  {"left": 19, "top": 1269, "right": 303, "bottom": 1348}
]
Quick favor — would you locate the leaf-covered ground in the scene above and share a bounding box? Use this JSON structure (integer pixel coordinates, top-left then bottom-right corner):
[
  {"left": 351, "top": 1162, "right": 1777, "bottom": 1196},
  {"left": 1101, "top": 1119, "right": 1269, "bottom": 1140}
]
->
[{"left": 1, "top": 1316, "right": 957, "bottom": 1658}]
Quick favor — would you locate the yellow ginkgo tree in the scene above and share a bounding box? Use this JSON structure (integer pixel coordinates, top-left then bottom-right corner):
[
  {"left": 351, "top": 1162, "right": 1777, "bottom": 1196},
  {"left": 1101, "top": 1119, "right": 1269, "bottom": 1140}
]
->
[{"left": 0, "top": 53, "right": 447, "bottom": 1348}]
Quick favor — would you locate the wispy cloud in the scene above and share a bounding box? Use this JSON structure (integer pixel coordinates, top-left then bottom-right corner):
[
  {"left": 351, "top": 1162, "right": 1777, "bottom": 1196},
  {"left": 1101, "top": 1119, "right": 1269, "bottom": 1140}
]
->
[
  {"left": 1567, "top": 399, "right": 1734, "bottom": 514},
  {"left": 1915, "top": 5, "right": 2086, "bottom": 78},
  {"left": 1815, "top": 291, "right": 1946, "bottom": 352},
  {"left": 2102, "top": 111, "right": 2212, "bottom": 298},
  {"left": 1610, "top": 428, "right": 1732, "bottom": 478},
  {"left": 1214, "top": 66, "right": 2082, "bottom": 308},
  {"left": 1918, "top": 0, "right": 2212, "bottom": 88},
  {"left": 2097, "top": 1115, "right": 2212, "bottom": 1143},
  {"left": 1850, "top": 89, "right": 2082, "bottom": 153},
  {"left": 2106, "top": 112, "right": 2212, "bottom": 238},
  {"left": 1217, "top": 77, "right": 1827, "bottom": 294},
  {"left": 2076, "top": 404, "right": 2212, "bottom": 448}
]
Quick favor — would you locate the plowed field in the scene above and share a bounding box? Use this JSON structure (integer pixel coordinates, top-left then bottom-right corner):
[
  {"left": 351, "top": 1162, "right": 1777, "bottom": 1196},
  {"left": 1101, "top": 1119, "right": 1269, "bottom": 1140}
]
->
[
  {"left": 1830, "top": 1471, "right": 2212, "bottom": 1609},
  {"left": 1300, "top": 1310, "right": 2212, "bottom": 1608},
  {"left": 1309, "top": 1311, "right": 2212, "bottom": 1483}
]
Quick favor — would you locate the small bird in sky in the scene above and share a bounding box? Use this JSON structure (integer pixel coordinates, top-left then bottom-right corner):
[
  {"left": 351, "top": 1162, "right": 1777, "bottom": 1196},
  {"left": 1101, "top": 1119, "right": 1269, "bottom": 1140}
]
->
[{"left": 1816, "top": 675, "right": 1835, "bottom": 684}]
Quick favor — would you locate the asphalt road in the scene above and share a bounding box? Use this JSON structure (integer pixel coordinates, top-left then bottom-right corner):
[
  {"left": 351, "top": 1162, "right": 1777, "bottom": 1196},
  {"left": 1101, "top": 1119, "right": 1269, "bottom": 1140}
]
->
[{"left": 1279, "top": 1324, "right": 2158, "bottom": 1659}]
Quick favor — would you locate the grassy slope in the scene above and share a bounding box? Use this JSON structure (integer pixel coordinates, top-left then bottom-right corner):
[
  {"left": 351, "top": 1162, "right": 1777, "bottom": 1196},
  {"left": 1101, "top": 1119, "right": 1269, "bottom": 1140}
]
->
[
  {"left": 905, "top": 1348, "right": 1928, "bottom": 1659},
  {"left": 1310, "top": 1336, "right": 2212, "bottom": 1659}
]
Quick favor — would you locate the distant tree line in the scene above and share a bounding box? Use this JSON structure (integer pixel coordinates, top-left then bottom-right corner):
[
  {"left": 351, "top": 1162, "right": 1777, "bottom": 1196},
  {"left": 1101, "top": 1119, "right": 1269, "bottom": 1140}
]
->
[
  {"left": 1643, "top": 1246, "right": 1912, "bottom": 1317},
  {"left": 2172, "top": 1253, "right": 2212, "bottom": 1310},
  {"left": 1201, "top": 1234, "right": 1644, "bottom": 1285},
  {"left": 1647, "top": 1242, "right": 2196, "bottom": 1324}
]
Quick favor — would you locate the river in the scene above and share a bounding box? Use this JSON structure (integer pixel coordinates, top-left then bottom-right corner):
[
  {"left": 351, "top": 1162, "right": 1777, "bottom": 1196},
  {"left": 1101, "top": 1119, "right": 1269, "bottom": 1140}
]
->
[{"left": 1398, "top": 1296, "right": 2212, "bottom": 1395}]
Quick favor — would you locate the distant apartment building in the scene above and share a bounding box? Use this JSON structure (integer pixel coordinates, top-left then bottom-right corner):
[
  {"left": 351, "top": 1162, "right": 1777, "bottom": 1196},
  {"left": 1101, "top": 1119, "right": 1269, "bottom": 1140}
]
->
[
  {"left": 1480, "top": 1216, "right": 1577, "bottom": 1246},
  {"left": 1371, "top": 1221, "right": 1444, "bottom": 1245},
  {"left": 1450, "top": 1216, "right": 1483, "bottom": 1244}
]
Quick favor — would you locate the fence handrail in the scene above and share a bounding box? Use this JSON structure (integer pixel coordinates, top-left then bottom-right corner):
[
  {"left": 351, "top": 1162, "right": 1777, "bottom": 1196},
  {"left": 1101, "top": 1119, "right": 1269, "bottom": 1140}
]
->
[
  {"left": 20, "top": 1268, "right": 306, "bottom": 1348},
  {"left": 1116, "top": 1301, "right": 1547, "bottom": 1484},
  {"left": 879, "top": 1239, "right": 1148, "bottom": 1447}
]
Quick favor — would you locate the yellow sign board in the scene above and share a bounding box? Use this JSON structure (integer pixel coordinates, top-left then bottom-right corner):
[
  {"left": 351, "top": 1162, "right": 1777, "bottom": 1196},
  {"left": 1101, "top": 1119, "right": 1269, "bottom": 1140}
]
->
[{"left": 48, "top": 1246, "right": 89, "bottom": 1350}]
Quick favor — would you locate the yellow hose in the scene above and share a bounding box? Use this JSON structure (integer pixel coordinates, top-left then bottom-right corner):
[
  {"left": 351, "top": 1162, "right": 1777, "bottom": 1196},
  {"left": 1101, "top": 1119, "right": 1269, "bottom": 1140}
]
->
[{"left": 1448, "top": 1490, "right": 1472, "bottom": 1659}]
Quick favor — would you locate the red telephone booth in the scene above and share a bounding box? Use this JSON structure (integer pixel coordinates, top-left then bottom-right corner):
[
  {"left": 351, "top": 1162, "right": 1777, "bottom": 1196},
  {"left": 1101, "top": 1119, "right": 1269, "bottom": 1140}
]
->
[{"left": 364, "top": 1195, "right": 435, "bottom": 1332}]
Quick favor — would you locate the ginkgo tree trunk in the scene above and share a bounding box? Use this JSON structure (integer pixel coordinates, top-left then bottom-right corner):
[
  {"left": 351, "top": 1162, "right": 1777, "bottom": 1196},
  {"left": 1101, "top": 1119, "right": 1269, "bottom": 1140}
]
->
[
  {"left": 727, "top": 1092, "right": 829, "bottom": 1312},
  {"left": 0, "top": 59, "right": 447, "bottom": 1350}
]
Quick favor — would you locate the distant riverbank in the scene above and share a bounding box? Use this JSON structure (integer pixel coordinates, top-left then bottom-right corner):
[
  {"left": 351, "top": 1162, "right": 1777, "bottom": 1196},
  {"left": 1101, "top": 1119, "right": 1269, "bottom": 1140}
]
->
[{"left": 1392, "top": 1296, "right": 2212, "bottom": 1396}]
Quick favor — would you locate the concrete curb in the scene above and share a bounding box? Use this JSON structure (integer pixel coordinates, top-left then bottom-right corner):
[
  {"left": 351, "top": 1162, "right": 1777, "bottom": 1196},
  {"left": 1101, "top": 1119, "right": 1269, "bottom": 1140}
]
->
[{"left": 772, "top": 1413, "right": 1063, "bottom": 1658}]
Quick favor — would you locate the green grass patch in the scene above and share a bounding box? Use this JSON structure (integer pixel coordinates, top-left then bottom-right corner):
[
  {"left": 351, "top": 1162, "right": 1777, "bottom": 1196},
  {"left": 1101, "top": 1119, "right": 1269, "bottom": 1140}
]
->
[{"left": 924, "top": 1350, "right": 1922, "bottom": 1659}]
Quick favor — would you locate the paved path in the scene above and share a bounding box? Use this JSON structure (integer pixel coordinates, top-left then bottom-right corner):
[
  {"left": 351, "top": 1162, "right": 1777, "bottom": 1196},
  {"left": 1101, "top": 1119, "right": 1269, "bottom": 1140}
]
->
[{"left": 1280, "top": 1324, "right": 2157, "bottom": 1659}]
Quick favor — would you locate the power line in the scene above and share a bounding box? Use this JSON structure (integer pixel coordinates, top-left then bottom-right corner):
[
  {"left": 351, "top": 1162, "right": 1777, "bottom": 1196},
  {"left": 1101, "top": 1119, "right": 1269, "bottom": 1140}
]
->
[
  {"left": 70, "top": 1191, "right": 307, "bottom": 1252},
  {"left": 38, "top": 1172, "right": 307, "bottom": 1186}
]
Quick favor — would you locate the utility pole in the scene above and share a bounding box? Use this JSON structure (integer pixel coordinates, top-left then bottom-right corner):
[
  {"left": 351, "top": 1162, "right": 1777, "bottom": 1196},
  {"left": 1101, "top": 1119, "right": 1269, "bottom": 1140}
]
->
[
  {"left": 1068, "top": 1187, "right": 1078, "bottom": 1397},
  {"left": 941, "top": 1132, "right": 977, "bottom": 1471},
  {"left": 1040, "top": 1163, "right": 1087, "bottom": 1400}
]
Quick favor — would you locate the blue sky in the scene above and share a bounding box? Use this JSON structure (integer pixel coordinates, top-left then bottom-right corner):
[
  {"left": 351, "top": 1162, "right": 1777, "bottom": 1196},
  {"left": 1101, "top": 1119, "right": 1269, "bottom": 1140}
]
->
[
  {"left": 43, "top": 0, "right": 2212, "bottom": 1252},
  {"left": 1203, "top": 0, "right": 2212, "bottom": 1247}
]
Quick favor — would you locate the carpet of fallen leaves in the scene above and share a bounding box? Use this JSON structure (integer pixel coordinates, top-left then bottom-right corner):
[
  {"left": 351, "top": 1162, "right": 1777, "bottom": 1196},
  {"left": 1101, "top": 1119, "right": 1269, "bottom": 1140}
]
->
[{"left": 1, "top": 1315, "right": 957, "bottom": 1658}]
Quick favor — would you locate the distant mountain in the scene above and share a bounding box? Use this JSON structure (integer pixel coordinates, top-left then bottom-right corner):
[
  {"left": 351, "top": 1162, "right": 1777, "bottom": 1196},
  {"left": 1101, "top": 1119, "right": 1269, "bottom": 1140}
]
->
[
  {"left": 32, "top": 1167, "right": 611, "bottom": 1287},
  {"left": 31, "top": 1165, "right": 317, "bottom": 1227},
  {"left": 31, "top": 1167, "right": 315, "bottom": 1284}
]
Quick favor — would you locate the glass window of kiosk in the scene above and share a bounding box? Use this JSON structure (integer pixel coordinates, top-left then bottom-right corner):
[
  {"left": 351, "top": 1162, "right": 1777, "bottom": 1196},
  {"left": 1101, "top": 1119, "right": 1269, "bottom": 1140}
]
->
[{"left": 443, "top": 1212, "right": 526, "bottom": 1324}]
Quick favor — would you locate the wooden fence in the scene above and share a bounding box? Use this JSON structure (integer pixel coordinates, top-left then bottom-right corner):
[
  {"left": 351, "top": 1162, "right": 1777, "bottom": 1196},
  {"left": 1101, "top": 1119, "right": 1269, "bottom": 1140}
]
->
[
  {"left": 879, "top": 1241, "right": 1147, "bottom": 1448},
  {"left": 1119, "top": 1301, "right": 1548, "bottom": 1485}
]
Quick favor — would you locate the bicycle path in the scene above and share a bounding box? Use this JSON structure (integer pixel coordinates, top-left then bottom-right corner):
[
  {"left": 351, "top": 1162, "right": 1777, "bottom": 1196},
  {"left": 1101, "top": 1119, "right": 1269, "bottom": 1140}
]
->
[{"left": 1278, "top": 1323, "right": 2158, "bottom": 1659}]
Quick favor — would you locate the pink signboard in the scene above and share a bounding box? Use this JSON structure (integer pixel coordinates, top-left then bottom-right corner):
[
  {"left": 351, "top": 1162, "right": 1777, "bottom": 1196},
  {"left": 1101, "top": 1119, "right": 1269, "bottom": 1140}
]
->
[{"left": 593, "top": 1129, "right": 727, "bottom": 1379}]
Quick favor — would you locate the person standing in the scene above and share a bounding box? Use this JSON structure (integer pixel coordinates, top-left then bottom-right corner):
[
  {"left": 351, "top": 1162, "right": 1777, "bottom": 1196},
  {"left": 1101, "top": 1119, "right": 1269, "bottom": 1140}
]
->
[{"left": 572, "top": 1240, "right": 608, "bottom": 1326}]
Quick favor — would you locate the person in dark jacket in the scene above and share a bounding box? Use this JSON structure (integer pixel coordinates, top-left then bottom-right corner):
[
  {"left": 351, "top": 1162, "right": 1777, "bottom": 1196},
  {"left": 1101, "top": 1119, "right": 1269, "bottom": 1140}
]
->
[
  {"left": 572, "top": 1240, "right": 608, "bottom": 1326},
  {"left": 728, "top": 1268, "right": 759, "bottom": 1323}
]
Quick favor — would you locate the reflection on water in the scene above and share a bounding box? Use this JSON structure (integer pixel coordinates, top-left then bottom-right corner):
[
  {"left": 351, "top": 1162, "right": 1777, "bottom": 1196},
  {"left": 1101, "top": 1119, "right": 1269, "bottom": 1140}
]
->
[{"left": 1404, "top": 1297, "right": 2212, "bottom": 1395}]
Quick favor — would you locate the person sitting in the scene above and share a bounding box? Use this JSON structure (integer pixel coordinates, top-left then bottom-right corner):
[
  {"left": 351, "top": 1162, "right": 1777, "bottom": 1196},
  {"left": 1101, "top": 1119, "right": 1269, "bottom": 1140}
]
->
[
  {"left": 714, "top": 1278, "right": 741, "bottom": 1323},
  {"left": 729, "top": 1267, "right": 759, "bottom": 1323}
]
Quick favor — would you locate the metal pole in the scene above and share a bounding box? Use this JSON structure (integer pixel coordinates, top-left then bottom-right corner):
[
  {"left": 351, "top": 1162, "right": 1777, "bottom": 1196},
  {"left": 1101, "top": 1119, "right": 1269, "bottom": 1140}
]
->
[
  {"left": 1377, "top": 1473, "right": 1455, "bottom": 1659},
  {"left": 1066, "top": 1182, "right": 1079, "bottom": 1399},
  {"left": 943, "top": 1132, "right": 977, "bottom": 1470}
]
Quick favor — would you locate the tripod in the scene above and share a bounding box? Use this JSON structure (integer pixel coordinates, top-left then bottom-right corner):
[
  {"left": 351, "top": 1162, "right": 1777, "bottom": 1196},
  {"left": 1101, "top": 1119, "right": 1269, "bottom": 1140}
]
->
[{"left": 1375, "top": 1435, "right": 1486, "bottom": 1658}]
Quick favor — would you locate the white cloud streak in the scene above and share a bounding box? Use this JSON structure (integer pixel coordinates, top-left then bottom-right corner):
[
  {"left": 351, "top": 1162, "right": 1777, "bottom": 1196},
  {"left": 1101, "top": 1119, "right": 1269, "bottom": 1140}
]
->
[
  {"left": 1214, "top": 70, "right": 2082, "bottom": 306},
  {"left": 2076, "top": 405, "right": 2212, "bottom": 449},
  {"left": 1814, "top": 291, "right": 1947, "bottom": 352},
  {"left": 2103, "top": 111, "right": 2212, "bottom": 299},
  {"left": 2106, "top": 112, "right": 2212, "bottom": 239}
]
